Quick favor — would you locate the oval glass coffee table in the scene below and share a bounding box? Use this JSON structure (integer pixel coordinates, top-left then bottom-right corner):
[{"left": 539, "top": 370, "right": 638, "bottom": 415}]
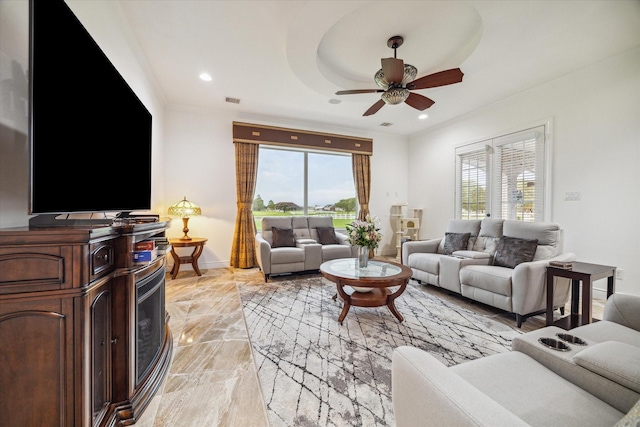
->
[{"left": 320, "top": 258, "right": 412, "bottom": 324}]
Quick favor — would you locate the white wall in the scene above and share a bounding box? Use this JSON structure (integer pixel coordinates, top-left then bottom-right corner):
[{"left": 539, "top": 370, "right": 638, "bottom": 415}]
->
[
  {"left": 163, "top": 107, "right": 409, "bottom": 269},
  {"left": 408, "top": 49, "right": 640, "bottom": 297}
]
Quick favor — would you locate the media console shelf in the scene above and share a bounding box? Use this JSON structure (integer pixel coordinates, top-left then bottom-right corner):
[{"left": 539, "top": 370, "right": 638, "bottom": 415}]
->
[{"left": 0, "top": 220, "right": 173, "bottom": 427}]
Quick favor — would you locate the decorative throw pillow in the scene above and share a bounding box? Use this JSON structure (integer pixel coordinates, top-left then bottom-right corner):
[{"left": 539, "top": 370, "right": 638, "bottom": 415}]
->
[
  {"left": 493, "top": 236, "right": 538, "bottom": 268},
  {"left": 443, "top": 232, "right": 471, "bottom": 255},
  {"left": 271, "top": 227, "right": 295, "bottom": 248},
  {"left": 316, "top": 227, "right": 339, "bottom": 245}
]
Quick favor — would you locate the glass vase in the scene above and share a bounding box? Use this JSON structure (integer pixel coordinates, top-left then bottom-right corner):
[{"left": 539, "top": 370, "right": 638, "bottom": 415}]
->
[{"left": 358, "top": 246, "right": 369, "bottom": 268}]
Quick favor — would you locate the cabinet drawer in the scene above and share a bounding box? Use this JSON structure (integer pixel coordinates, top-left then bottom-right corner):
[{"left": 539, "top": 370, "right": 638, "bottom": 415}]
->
[
  {"left": 0, "top": 248, "right": 70, "bottom": 294},
  {"left": 91, "top": 243, "right": 115, "bottom": 280}
]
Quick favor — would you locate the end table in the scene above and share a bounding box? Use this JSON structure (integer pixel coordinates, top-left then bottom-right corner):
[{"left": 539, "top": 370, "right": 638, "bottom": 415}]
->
[
  {"left": 168, "top": 237, "right": 207, "bottom": 279},
  {"left": 546, "top": 261, "right": 616, "bottom": 329}
]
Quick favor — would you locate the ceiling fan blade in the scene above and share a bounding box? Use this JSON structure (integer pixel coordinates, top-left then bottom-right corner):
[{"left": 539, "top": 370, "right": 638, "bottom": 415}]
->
[
  {"left": 363, "top": 99, "right": 386, "bottom": 116},
  {"left": 335, "top": 89, "right": 384, "bottom": 95},
  {"left": 381, "top": 58, "right": 405, "bottom": 84},
  {"left": 406, "top": 68, "right": 464, "bottom": 90},
  {"left": 405, "top": 92, "right": 435, "bottom": 111}
]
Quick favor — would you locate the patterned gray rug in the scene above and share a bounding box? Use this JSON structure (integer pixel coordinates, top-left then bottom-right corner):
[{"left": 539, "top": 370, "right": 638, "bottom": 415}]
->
[{"left": 238, "top": 275, "right": 521, "bottom": 427}]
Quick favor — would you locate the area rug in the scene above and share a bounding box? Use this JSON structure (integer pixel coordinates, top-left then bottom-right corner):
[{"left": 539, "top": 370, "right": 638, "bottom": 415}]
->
[{"left": 238, "top": 276, "right": 522, "bottom": 427}]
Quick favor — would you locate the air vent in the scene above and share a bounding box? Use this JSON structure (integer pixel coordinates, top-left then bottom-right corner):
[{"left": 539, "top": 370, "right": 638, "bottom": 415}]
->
[
  {"left": 225, "top": 97, "right": 240, "bottom": 104},
  {"left": 379, "top": 122, "right": 393, "bottom": 127}
]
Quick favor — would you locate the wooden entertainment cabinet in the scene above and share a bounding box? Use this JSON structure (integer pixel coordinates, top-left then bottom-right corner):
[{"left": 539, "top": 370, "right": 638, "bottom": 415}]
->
[{"left": 0, "top": 220, "right": 173, "bottom": 426}]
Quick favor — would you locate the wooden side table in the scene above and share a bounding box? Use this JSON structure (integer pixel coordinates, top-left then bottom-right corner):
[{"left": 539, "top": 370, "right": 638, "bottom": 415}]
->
[
  {"left": 168, "top": 237, "right": 207, "bottom": 279},
  {"left": 546, "top": 261, "right": 616, "bottom": 329}
]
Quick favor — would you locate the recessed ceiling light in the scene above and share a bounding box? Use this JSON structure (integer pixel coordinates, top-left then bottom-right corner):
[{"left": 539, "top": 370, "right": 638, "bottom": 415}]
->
[
  {"left": 199, "top": 73, "right": 212, "bottom": 81},
  {"left": 328, "top": 99, "right": 341, "bottom": 104},
  {"left": 419, "top": 114, "right": 428, "bottom": 120}
]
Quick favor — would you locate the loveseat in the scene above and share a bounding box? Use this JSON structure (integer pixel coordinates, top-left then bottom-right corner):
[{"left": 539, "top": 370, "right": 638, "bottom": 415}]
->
[
  {"left": 392, "top": 292, "right": 640, "bottom": 426},
  {"left": 255, "top": 216, "right": 356, "bottom": 281},
  {"left": 402, "top": 218, "right": 576, "bottom": 326}
]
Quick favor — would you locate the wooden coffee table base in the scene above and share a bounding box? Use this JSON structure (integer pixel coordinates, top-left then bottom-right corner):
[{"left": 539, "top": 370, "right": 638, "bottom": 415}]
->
[{"left": 332, "top": 282, "right": 408, "bottom": 324}]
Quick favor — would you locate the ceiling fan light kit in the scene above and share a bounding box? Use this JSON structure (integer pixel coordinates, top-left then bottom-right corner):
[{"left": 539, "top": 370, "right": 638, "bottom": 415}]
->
[
  {"left": 382, "top": 87, "right": 410, "bottom": 105},
  {"left": 336, "top": 35, "right": 464, "bottom": 116}
]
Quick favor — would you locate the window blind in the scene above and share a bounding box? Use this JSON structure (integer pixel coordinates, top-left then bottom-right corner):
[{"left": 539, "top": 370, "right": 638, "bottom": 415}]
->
[
  {"left": 455, "top": 125, "right": 547, "bottom": 222},
  {"left": 455, "top": 142, "right": 491, "bottom": 220}
]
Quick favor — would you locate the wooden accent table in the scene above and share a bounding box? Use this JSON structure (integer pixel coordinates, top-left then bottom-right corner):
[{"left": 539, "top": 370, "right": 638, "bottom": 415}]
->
[
  {"left": 546, "top": 261, "right": 616, "bottom": 329},
  {"left": 320, "top": 258, "right": 412, "bottom": 324},
  {"left": 168, "top": 237, "right": 207, "bottom": 279}
]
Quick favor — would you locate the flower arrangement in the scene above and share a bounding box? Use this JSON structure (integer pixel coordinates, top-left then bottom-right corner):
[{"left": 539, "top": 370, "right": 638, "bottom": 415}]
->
[{"left": 345, "top": 215, "right": 383, "bottom": 250}]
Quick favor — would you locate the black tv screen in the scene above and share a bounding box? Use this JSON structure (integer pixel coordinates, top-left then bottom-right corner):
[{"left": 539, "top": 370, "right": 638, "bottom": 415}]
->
[{"left": 29, "top": 0, "right": 152, "bottom": 215}]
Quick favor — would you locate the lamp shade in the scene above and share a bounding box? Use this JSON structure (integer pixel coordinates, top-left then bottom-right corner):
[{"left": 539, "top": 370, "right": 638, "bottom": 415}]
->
[
  {"left": 168, "top": 197, "right": 201, "bottom": 240},
  {"left": 168, "top": 197, "right": 201, "bottom": 218}
]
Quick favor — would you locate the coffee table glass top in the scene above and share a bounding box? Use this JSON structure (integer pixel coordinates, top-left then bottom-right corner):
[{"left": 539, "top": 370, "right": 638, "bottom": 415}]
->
[{"left": 320, "top": 258, "right": 402, "bottom": 279}]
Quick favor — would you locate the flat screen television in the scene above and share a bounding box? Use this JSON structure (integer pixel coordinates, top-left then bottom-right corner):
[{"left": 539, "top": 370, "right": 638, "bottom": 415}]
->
[{"left": 29, "top": 0, "right": 152, "bottom": 225}]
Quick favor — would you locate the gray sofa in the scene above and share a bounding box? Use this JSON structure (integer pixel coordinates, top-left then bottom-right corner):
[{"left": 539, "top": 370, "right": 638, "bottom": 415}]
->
[
  {"left": 402, "top": 218, "right": 576, "bottom": 327},
  {"left": 255, "top": 216, "right": 356, "bottom": 281},
  {"left": 392, "top": 293, "right": 640, "bottom": 427}
]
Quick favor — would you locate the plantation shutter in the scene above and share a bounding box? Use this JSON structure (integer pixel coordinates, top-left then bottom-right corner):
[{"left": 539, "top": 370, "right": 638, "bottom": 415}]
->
[
  {"left": 455, "top": 142, "right": 492, "bottom": 219},
  {"left": 493, "top": 126, "right": 545, "bottom": 221},
  {"left": 455, "top": 124, "right": 548, "bottom": 222}
]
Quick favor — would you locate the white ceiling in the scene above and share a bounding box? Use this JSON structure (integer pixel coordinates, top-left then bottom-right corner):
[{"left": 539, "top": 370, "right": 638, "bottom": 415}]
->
[{"left": 115, "top": 0, "right": 640, "bottom": 137}]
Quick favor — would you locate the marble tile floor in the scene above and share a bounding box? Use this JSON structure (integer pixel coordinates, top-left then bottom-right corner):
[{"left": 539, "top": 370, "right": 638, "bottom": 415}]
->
[
  {"left": 135, "top": 266, "right": 270, "bottom": 427},
  {"left": 135, "top": 262, "right": 605, "bottom": 427}
]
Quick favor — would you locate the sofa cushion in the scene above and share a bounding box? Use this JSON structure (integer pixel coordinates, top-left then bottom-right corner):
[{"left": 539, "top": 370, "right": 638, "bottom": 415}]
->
[
  {"left": 440, "top": 220, "right": 481, "bottom": 253},
  {"left": 443, "top": 232, "right": 471, "bottom": 255},
  {"left": 408, "top": 253, "right": 444, "bottom": 276},
  {"left": 573, "top": 341, "right": 640, "bottom": 393},
  {"left": 471, "top": 218, "right": 504, "bottom": 255},
  {"left": 292, "top": 216, "right": 312, "bottom": 239},
  {"left": 451, "top": 351, "right": 624, "bottom": 427},
  {"left": 460, "top": 265, "right": 513, "bottom": 296},
  {"left": 493, "top": 236, "right": 538, "bottom": 268},
  {"left": 503, "top": 220, "right": 562, "bottom": 261},
  {"left": 316, "top": 227, "right": 339, "bottom": 245},
  {"left": 270, "top": 246, "right": 304, "bottom": 263},
  {"left": 271, "top": 227, "right": 296, "bottom": 248},
  {"left": 321, "top": 244, "right": 352, "bottom": 261}
]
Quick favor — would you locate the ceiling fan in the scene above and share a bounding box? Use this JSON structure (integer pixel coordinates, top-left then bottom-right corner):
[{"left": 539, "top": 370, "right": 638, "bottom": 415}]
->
[{"left": 335, "top": 36, "right": 464, "bottom": 116}]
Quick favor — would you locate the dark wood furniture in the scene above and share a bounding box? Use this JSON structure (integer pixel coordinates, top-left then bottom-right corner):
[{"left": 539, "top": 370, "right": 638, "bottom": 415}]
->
[
  {"left": 0, "top": 220, "right": 173, "bottom": 426},
  {"left": 168, "top": 237, "right": 207, "bottom": 279},
  {"left": 546, "top": 261, "right": 616, "bottom": 330},
  {"left": 320, "top": 258, "right": 412, "bottom": 324}
]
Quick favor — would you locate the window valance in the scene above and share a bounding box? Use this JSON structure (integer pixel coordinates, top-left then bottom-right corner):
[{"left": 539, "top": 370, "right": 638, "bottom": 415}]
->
[{"left": 232, "top": 122, "right": 373, "bottom": 155}]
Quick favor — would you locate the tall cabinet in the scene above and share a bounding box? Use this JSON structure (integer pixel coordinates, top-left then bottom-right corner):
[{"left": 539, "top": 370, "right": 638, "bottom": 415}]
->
[{"left": 0, "top": 221, "right": 173, "bottom": 427}]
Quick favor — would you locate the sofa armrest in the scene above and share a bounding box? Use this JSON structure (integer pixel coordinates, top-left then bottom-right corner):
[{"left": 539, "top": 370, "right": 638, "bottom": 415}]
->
[
  {"left": 335, "top": 231, "right": 358, "bottom": 257},
  {"left": 392, "top": 346, "right": 529, "bottom": 427},
  {"left": 603, "top": 293, "right": 640, "bottom": 332},
  {"left": 255, "top": 233, "right": 272, "bottom": 274},
  {"left": 401, "top": 238, "right": 442, "bottom": 265},
  {"left": 511, "top": 253, "right": 577, "bottom": 315}
]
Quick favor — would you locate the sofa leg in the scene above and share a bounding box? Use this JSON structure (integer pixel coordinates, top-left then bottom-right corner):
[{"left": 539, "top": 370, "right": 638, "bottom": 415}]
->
[
  {"left": 516, "top": 314, "right": 524, "bottom": 328},
  {"left": 264, "top": 273, "right": 270, "bottom": 282},
  {"left": 559, "top": 306, "right": 565, "bottom": 315}
]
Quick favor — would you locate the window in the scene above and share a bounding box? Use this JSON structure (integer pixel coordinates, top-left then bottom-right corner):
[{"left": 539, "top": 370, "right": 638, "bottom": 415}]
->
[
  {"left": 253, "top": 146, "right": 356, "bottom": 230},
  {"left": 455, "top": 125, "right": 548, "bottom": 222}
]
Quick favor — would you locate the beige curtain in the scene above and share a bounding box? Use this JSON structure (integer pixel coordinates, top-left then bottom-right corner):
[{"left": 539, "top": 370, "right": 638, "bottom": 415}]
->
[
  {"left": 352, "top": 153, "right": 371, "bottom": 221},
  {"left": 230, "top": 142, "right": 259, "bottom": 268}
]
